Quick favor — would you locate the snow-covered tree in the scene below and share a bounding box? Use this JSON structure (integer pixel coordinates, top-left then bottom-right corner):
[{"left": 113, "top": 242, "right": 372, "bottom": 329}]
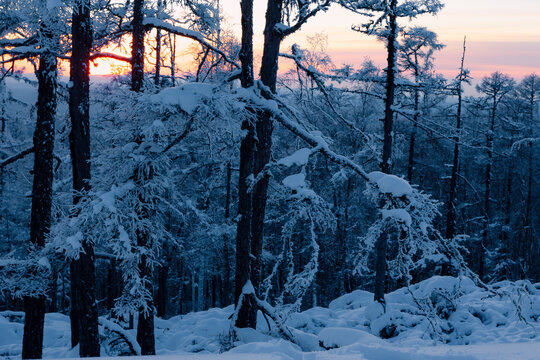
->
[{"left": 339, "top": 0, "right": 444, "bottom": 305}]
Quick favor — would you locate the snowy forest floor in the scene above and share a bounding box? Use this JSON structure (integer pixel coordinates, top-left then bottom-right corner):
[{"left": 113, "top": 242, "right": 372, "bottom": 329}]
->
[{"left": 1, "top": 276, "right": 539, "bottom": 360}]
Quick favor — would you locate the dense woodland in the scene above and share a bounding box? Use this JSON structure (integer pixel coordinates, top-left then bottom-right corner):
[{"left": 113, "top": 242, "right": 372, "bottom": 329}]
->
[{"left": 0, "top": 0, "right": 538, "bottom": 358}]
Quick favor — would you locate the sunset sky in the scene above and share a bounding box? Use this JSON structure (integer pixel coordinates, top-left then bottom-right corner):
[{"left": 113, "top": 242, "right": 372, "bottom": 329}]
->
[
  {"left": 219, "top": 0, "right": 540, "bottom": 79},
  {"left": 82, "top": 0, "right": 540, "bottom": 79}
]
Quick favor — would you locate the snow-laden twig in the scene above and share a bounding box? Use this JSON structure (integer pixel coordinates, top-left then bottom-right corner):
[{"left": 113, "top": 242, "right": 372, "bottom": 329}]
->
[{"left": 143, "top": 18, "right": 239, "bottom": 69}]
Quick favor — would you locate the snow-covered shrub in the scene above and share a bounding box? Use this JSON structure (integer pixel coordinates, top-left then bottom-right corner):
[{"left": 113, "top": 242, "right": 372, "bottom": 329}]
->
[
  {"left": 354, "top": 171, "right": 450, "bottom": 285},
  {"left": 260, "top": 148, "right": 336, "bottom": 322}
]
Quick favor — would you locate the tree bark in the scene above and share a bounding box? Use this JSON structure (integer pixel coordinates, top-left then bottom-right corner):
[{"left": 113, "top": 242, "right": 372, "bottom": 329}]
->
[
  {"left": 446, "top": 41, "right": 466, "bottom": 240},
  {"left": 22, "top": 24, "right": 57, "bottom": 358},
  {"left": 69, "top": 0, "right": 100, "bottom": 356},
  {"left": 444, "top": 38, "right": 466, "bottom": 275},
  {"left": 407, "top": 62, "right": 419, "bottom": 182},
  {"left": 130, "top": 0, "right": 156, "bottom": 347},
  {"left": 374, "top": 0, "right": 397, "bottom": 306},
  {"left": 154, "top": 0, "right": 162, "bottom": 86},
  {"left": 156, "top": 250, "right": 168, "bottom": 318},
  {"left": 132, "top": 0, "right": 145, "bottom": 91},
  {"left": 134, "top": 163, "right": 156, "bottom": 355},
  {"left": 234, "top": 0, "right": 257, "bottom": 329},
  {"left": 479, "top": 97, "right": 496, "bottom": 281},
  {"left": 523, "top": 78, "right": 536, "bottom": 278}
]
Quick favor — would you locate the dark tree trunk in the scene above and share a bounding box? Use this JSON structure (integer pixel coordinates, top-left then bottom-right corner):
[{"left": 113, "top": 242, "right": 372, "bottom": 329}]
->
[
  {"left": 106, "top": 259, "right": 118, "bottom": 311},
  {"left": 250, "top": 0, "right": 281, "bottom": 288},
  {"left": 407, "top": 66, "right": 419, "bottom": 182},
  {"left": 133, "top": 163, "right": 156, "bottom": 354},
  {"left": 132, "top": 0, "right": 145, "bottom": 91},
  {"left": 170, "top": 34, "right": 176, "bottom": 86},
  {"left": 502, "top": 163, "right": 513, "bottom": 272},
  {"left": 137, "top": 304, "right": 155, "bottom": 355},
  {"left": 49, "top": 265, "right": 58, "bottom": 312},
  {"left": 234, "top": 0, "right": 257, "bottom": 329},
  {"left": 23, "top": 297, "right": 46, "bottom": 359},
  {"left": 374, "top": 0, "right": 397, "bottom": 306},
  {"left": 225, "top": 161, "right": 231, "bottom": 219},
  {"left": 223, "top": 161, "right": 232, "bottom": 306},
  {"left": 235, "top": 0, "right": 283, "bottom": 329},
  {"left": 155, "top": 29, "right": 161, "bottom": 86},
  {"left": 259, "top": 0, "right": 283, "bottom": 93},
  {"left": 70, "top": 264, "right": 79, "bottom": 347},
  {"left": 446, "top": 84, "right": 463, "bottom": 238},
  {"left": 22, "top": 36, "right": 57, "bottom": 360},
  {"left": 131, "top": 0, "right": 156, "bottom": 346},
  {"left": 137, "top": 286, "right": 155, "bottom": 355},
  {"left": 156, "top": 257, "right": 168, "bottom": 318},
  {"left": 479, "top": 98, "right": 496, "bottom": 281},
  {"left": 523, "top": 80, "right": 536, "bottom": 278},
  {"left": 136, "top": 256, "right": 156, "bottom": 354},
  {"left": 154, "top": 0, "right": 162, "bottom": 86},
  {"left": 444, "top": 38, "right": 466, "bottom": 276},
  {"left": 69, "top": 1, "right": 100, "bottom": 356}
]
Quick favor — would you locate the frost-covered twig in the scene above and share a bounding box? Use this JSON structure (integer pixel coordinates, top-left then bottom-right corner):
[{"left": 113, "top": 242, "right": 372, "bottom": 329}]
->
[
  {"left": 280, "top": 46, "right": 376, "bottom": 153},
  {"left": 143, "top": 18, "right": 239, "bottom": 69}
]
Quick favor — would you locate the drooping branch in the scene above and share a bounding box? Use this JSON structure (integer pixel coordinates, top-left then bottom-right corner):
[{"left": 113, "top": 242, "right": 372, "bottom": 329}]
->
[{"left": 250, "top": 82, "right": 371, "bottom": 183}]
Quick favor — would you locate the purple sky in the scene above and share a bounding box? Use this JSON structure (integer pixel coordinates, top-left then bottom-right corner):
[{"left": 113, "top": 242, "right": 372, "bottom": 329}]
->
[{"left": 221, "top": 0, "right": 540, "bottom": 79}]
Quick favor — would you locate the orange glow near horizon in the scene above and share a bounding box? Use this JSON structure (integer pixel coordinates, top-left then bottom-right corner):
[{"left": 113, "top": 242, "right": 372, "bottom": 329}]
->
[
  {"left": 9, "top": 0, "right": 540, "bottom": 80},
  {"left": 90, "top": 57, "right": 131, "bottom": 76}
]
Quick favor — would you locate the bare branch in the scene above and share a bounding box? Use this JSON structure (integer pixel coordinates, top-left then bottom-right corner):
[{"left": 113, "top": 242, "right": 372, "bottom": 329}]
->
[
  {"left": 0, "top": 147, "right": 34, "bottom": 169},
  {"left": 89, "top": 52, "right": 132, "bottom": 63},
  {"left": 143, "top": 18, "right": 239, "bottom": 69}
]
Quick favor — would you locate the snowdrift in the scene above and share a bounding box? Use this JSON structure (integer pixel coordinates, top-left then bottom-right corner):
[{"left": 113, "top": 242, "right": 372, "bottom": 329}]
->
[{"left": 0, "top": 276, "right": 538, "bottom": 359}]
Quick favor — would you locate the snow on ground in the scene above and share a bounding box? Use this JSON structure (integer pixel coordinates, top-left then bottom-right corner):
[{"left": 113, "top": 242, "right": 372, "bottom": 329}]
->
[{"left": 1, "top": 276, "right": 538, "bottom": 359}]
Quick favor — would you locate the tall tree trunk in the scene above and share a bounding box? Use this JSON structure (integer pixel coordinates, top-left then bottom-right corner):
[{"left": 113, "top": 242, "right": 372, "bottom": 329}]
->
[
  {"left": 234, "top": 0, "right": 257, "bottom": 328},
  {"left": 523, "top": 79, "right": 536, "bottom": 278},
  {"left": 170, "top": 34, "right": 176, "bottom": 86},
  {"left": 154, "top": 0, "right": 162, "bottom": 86},
  {"left": 22, "top": 24, "right": 58, "bottom": 358},
  {"left": 156, "top": 248, "right": 168, "bottom": 318},
  {"left": 479, "top": 98, "right": 496, "bottom": 281},
  {"left": 444, "top": 38, "right": 467, "bottom": 276},
  {"left": 374, "top": 0, "right": 397, "bottom": 306},
  {"left": 407, "top": 64, "right": 419, "bottom": 182},
  {"left": 49, "top": 265, "right": 58, "bottom": 312},
  {"left": 251, "top": 0, "right": 281, "bottom": 298},
  {"left": 446, "top": 39, "right": 466, "bottom": 241},
  {"left": 69, "top": 0, "right": 100, "bottom": 356},
  {"left": 106, "top": 259, "right": 118, "bottom": 311},
  {"left": 132, "top": 0, "right": 145, "bottom": 91},
  {"left": 133, "top": 163, "right": 156, "bottom": 355},
  {"left": 223, "top": 161, "right": 231, "bottom": 306},
  {"left": 502, "top": 162, "right": 513, "bottom": 276},
  {"left": 131, "top": 0, "right": 156, "bottom": 347},
  {"left": 235, "top": 0, "right": 284, "bottom": 329}
]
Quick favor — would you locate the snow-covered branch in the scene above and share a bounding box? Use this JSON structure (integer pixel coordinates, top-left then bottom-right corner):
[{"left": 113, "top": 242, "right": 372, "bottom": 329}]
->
[{"left": 143, "top": 18, "right": 239, "bottom": 69}]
